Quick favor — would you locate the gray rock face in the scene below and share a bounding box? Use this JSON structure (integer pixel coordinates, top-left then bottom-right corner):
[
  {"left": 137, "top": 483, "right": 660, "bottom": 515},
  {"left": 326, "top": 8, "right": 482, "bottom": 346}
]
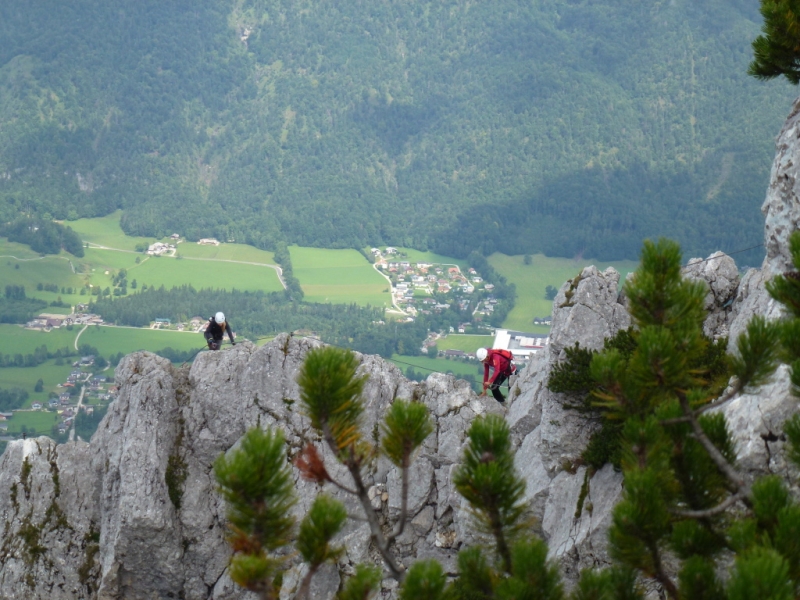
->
[
  {"left": 507, "top": 265, "right": 630, "bottom": 577},
  {"left": 683, "top": 251, "right": 740, "bottom": 339},
  {"left": 0, "top": 336, "right": 508, "bottom": 600}
]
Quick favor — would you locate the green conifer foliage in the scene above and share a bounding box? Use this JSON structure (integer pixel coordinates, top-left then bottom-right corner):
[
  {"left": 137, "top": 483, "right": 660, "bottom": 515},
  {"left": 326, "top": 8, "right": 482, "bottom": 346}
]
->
[
  {"left": 213, "top": 428, "right": 297, "bottom": 597},
  {"left": 750, "top": 0, "right": 800, "bottom": 84}
]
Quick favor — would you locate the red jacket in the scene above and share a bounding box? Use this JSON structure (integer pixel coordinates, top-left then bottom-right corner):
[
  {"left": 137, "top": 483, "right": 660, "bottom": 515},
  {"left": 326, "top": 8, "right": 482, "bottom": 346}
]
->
[{"left": 483, "top": 349, "right": 514, "bottom": 386}]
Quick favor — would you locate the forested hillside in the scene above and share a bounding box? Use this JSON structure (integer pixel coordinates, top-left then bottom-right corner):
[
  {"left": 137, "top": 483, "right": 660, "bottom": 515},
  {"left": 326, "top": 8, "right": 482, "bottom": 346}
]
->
[{"left": 0, "top": 0, "right": 794, "bottom": 263}]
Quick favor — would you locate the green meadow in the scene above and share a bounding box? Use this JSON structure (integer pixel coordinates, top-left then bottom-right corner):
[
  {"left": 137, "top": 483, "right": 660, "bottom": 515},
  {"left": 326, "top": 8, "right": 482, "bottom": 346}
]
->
[
  {"left": 4, "top": 410, "right": 61, "bottom": 436},
  {"left": 0, "top": 362, "right": 75, "bottom": 407},
  {"left": 67, "top": 211, "right": 153, "bottom": 250},
  {"left": 290, "top": 246, "right": 391, "bottom": 307},
  {"left": 0, "top": 238, "right": 40, "bottom": 260},
  {"left": 0, "top": 324, "right": 77, "bottom": 354},
  {"left": 489, "top": 253, "right": 638, "bottom": 332},
  {"left": 125, "top": 256, "right": 283, "bottom": 293}
]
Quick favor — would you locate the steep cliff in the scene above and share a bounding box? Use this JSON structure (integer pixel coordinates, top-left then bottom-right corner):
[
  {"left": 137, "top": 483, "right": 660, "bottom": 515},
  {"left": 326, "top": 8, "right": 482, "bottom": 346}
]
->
[{"left": 3, "top": 98, "right": 800, "bottom": 599}]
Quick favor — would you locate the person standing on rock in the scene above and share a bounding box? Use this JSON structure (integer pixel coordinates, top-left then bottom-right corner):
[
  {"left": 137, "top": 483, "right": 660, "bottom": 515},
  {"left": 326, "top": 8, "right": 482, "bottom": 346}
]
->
[
  {"left": 477, "top": 347, "right": 515, "bottom": 403},
  {"left": 204, "top": 312, "right": 236, "bottom": 350}
]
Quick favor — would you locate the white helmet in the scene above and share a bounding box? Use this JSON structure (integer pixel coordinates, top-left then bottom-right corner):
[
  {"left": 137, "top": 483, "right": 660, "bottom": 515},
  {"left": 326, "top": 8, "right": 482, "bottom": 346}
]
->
[
  {"left": 476, "top": 348, "right": 488, "bottom": 361},
  {"left": 215, "top": 312, "right": 226, "bottom": 324}
]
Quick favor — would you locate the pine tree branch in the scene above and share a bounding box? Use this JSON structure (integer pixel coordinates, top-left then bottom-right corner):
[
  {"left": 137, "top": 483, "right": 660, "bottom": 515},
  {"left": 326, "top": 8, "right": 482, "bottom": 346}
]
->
[
  {"left": 677, "top": 392, "right": 751, "bottom": 504},
  {"left": 387, "top": 455, "right": 410, "bottom": 542},
  {"left": 668, "top": 490, "right": 745, "bottom": 518},
  {"left": 345, "top": 445, "right": 405, "bottom": 581},
  {"left": 328, "top": 476, "right": 357, "bottom": 496},
  {"left": 296, "top": 564, "right": 319, "bottom": 600},
  {"left": 321, "top": 424, "right": 405, "bottom": 581},
  {"left": 649, "top": 541, "right": 679, "bottom": 600},
  {"left": 660, "top": 380, "right": 742, "bottom": 427}
]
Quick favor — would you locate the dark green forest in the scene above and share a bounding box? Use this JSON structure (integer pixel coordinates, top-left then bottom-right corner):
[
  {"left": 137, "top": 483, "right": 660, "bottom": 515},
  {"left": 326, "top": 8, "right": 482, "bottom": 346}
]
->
[{"left": 0, "top": 0, "right": 795, "bottom": 264}]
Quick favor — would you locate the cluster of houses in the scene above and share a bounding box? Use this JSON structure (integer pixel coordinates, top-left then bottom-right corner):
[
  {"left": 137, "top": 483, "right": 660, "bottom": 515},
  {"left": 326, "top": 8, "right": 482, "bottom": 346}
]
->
[
  {"left": 25, "top": 311, "right": 103, "bottom": 330},
  {"left": 376, "top": 256, "right": 497, "bottom": 321}
]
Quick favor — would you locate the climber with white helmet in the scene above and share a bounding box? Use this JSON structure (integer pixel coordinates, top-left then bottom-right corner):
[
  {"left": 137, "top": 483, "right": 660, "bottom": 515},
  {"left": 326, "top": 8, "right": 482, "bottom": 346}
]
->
[
  {"left": 477, "top": 347, "right": 516, "bottom": 403},
  {"left": 204, "top": 311, "right": 236, "bottom": 350}
]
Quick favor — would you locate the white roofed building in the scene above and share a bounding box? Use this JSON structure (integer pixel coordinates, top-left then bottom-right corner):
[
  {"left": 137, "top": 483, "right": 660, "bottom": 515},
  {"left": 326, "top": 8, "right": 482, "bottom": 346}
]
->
[{"left": 492, "top": 329, "right": 550, "bottom": 360}]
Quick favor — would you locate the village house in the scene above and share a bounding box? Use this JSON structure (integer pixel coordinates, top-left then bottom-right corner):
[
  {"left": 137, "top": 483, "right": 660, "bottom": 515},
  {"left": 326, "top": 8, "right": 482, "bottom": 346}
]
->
[
  {"left": 170, "top": 233, "right": 181, "bottom": 240},
  {"left": 146, "top": 242, "right": 175, "bottom": 256},
  {"left": 198, "top": 238, "right": 220, "bottom": 246}
]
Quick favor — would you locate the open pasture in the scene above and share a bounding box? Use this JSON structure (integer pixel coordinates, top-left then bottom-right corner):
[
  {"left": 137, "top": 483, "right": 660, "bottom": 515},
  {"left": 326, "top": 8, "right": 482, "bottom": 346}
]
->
[
  {"left": 126, "top": 256, "right": 283, "bottom": 293},
  {"left": 4, "top": 410, "right": 61, "bottom": 436},
  {"left": 67, "top": 211, "right": 154, "bottom": 250},
  {"left": 176, "top": 243, "right": 276, "bottom": 264},
  {"left": 0, "top": 239, "right": 40, "bottom": 260},
  {"left": 0, "top": 362, "right": 74, "bottom": 407},
  {"left": 0, "top": 324, "right": 77, "bottom": 355},
  {"left": 0, "top": 254, "right": 84, "bottom": 296},
  {"left": 489, "top": 253, "right": 638, "bottom": 332},
  {"left": 291, "top": 247, "right": 390, "bottom": 307}
]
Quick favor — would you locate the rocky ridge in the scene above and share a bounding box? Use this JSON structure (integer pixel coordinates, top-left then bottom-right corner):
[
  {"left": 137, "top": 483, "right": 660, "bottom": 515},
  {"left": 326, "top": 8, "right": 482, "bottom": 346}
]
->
[{"left": 2, "top": 97, "right": 800, "bottom": 599}]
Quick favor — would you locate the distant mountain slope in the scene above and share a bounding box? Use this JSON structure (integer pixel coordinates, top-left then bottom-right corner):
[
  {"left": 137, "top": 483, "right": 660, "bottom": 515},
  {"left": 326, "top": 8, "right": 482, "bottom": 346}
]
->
[{"left": 0, "top": 0, "right": 794, "bottom": 263}]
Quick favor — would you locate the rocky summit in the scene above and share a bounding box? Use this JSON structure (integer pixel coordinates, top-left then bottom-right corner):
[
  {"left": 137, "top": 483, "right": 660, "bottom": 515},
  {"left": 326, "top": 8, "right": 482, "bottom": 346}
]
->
[{"left": 3, "top": 98, "right": 800, "bottom": 599}]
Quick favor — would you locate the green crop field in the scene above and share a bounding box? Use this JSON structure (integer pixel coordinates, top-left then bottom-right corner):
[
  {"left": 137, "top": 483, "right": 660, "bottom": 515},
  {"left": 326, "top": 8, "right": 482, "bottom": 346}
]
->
[
  {"left": 79, "top": 326, "right": 203, "bottom": 356},
  {"left": 489, "top": 253, "right": 639, "bottom": 332},
  {"left": 436, "top": 334, "right": 494, "bottom": 353},
  {"left": 0, "top": 324, "right": 78, "bottom": 354},
  {"left": 290, "top": 246, "right": 391, "bottom": 307}
]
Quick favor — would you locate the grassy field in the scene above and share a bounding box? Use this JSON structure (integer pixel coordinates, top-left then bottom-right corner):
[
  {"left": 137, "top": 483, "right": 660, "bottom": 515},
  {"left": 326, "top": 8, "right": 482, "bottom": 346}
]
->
[
  {"left": 489, "top": 253, "right": 639, "bottom": 332},
  {"left": 125, "top": 256, "right": 283, "bottom": 293},
  {"left": 0, "top": 238, "right": 40, "bottom": 259},
  {"left": 4, "top": 410, "right": 61, "bottom": 436},
  {"left": 67, "top": 211, "right": 154, "bottom": 250},
  {"left": 0, "top": 362, "right": 75, "bottom": 407},
  {"left": 290, "top": 246, "right": 391, "bottom": 307},
  {"left": 0, "top": 324, "right": 78, "bottom": 354},
  {"left": 176, "top": 243, "right": 276, "bottom": 263},
  {"left": 435, "top": 334, "right": 494, "bottom": 353},
  {"left": 79, "top": 326, "right": 203, "bottom": 356}
]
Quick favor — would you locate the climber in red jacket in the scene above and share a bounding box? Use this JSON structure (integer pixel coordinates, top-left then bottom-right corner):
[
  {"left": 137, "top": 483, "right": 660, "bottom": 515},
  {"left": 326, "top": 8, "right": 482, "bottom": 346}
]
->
[{"left": 477, "top": 347, "right": 515, "bottom": 403}]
